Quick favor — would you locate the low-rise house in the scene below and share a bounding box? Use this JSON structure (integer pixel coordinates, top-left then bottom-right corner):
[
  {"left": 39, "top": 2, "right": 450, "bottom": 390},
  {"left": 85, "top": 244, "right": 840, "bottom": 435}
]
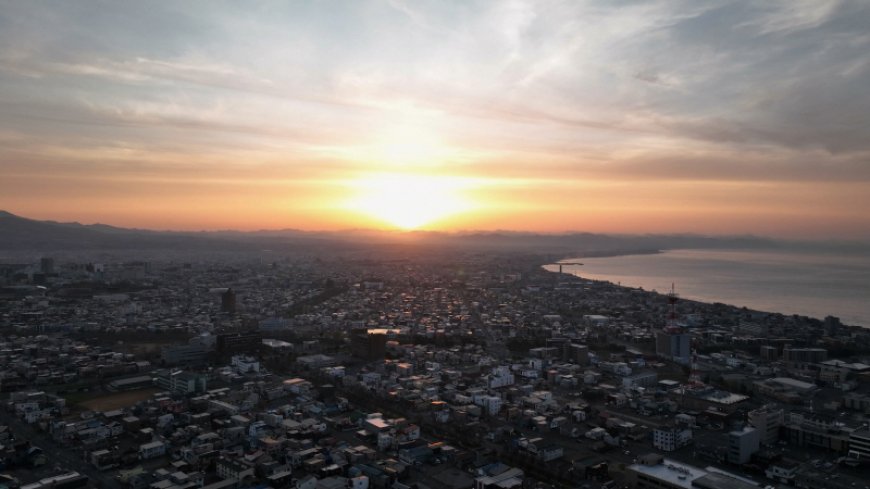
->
[
  {"left": 139, "top": 440, "right": 167, "bottom": 460},
  {"left": 216, "top": 457, "right": 255, "bottom": 482}
]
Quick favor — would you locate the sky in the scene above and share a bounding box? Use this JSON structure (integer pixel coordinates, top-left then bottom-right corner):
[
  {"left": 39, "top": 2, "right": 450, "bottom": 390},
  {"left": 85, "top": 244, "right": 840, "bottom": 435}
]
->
[{"left": 1, "top": 0, "right": 869, "bottom": 238}]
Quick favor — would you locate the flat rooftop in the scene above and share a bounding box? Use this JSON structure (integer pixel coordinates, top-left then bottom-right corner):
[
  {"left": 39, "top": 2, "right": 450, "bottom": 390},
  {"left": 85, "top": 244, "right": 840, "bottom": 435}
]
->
[
  {"left": 628, "top": 459, "right": 704, "bottom": 489},
  {"left": 694, "top": 473, "right": 758, "bottom": 489},
  {"left": 629, "top": 459, "right": 759, "bottom": 489}
]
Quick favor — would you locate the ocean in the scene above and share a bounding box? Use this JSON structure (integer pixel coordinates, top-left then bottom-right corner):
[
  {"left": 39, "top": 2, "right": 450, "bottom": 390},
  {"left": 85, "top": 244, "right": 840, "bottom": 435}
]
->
[{"left": 549, "top": 249, "right": 870, "bottom": 328}]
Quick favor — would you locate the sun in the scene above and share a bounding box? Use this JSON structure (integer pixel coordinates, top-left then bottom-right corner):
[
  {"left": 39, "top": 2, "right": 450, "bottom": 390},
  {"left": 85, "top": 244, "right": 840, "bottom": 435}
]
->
[{"left": 347, "top": 173, "right": 474, "bottom": 230}]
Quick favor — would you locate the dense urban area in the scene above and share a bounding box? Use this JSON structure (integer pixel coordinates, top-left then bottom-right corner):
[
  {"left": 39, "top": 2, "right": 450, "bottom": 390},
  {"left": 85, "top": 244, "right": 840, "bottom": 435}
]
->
[{"left": 1, "top": 251, "right": 870, "bottom": 489}]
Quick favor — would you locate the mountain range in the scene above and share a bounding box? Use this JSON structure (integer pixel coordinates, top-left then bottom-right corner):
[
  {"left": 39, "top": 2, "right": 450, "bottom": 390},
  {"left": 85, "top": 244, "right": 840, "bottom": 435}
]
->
[{"left": 1, "top": 210, "right": 865, "bottom": 256}]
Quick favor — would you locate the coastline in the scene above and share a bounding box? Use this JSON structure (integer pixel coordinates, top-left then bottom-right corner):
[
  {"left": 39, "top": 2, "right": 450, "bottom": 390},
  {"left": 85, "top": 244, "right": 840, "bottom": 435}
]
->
[
  {"left": 540, "top": 249, "right": 870, "bottom": 329},
  {"left": 556, "top": 248, "right": 663, "bottom": 259}
]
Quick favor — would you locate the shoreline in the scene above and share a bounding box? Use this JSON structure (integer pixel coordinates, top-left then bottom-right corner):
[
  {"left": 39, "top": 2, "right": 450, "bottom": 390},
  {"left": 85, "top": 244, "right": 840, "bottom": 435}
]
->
[
  {"left": 539, "top": 251, "right": 869, "bottom": 330},
  {"left": 555, "top": 248, "right": 663, "bottom": 260}
]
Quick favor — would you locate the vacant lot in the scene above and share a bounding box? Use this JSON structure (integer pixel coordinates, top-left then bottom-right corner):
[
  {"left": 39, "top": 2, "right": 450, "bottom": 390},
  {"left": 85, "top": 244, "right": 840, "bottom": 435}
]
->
[{"left": 73, "top": 388, "right": 160, "bottom": 412}]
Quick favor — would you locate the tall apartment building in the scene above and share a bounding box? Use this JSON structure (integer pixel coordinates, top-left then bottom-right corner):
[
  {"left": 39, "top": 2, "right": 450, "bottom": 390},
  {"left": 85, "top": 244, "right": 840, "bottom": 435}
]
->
[
  {"left": 162, "top": 343, "right": 208, "bottom": 365},
  {"left": 782, "top": 347, "right": 827, "bottom": 365},
  {"left": 656, "top": 330, "right": 690, "bottom": 365},
  {"left": 748, "top": 405, "right": 784, "bottom": 445},
  {"left": 653, "top": 426, "right": 693, "bottom": 452},
  {"left": 727, "top": 426, "right": 760, "bottom": 464}
]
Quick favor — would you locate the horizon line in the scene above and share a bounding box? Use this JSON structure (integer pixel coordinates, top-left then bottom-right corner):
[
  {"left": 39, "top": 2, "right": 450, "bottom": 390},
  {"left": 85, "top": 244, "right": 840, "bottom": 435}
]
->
[{"left": 4, "top": 209, "right": 870, "bottom": 245}]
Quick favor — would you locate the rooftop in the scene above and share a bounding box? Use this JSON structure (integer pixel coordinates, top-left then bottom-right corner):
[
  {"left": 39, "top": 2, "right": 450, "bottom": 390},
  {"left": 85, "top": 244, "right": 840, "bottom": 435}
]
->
[
  {"left": 694, "top": 472, "right": 758, "bottom": 489},
  {"left": 628, "top": 458, "right": 704, "bottom": 489}
]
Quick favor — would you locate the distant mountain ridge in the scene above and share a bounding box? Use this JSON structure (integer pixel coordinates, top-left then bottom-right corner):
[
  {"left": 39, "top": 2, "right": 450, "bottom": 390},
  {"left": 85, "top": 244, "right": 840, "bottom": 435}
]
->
[
  {"left": 0, "top": 211, "right": 253, "bottom": 251},
  {"left": 0, "top": 210, "right": 865, "bottom": 255}
]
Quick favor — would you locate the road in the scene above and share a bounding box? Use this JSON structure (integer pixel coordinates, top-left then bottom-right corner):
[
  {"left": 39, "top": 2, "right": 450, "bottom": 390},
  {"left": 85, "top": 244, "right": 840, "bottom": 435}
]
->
[
  {"left": 597, "top": 409, "right": 668, "bottom": 429},
  {"left": 0, "top": 408, "right": 122, "bottom": 489}
]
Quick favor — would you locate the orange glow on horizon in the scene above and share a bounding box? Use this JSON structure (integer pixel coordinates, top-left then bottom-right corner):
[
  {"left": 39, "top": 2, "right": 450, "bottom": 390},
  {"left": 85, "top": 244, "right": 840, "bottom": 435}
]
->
[{"left": 344, "top": 173, "right": 477, "bottom": 230}]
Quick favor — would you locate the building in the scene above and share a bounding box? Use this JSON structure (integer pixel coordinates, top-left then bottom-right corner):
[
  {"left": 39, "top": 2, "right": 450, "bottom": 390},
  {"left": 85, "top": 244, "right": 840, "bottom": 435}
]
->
[
  {"left": 671, "top": 386, "right": 749, "bottom": 414},
  {"left": 783, "top": 412, "right": 851, "bottom": 453},
  {"left": 154, "top": 370, "right": 207, "bottom": 395},
  {"left": 139, "top": 441, "right": 166, "bottom": 460},
  {"left": 488, "top": 366, "right": 515, "bottom": 389},
  {"left": 847, "top": 430, "right": 870, "bottom": 460},
  {"left": 843, "top": 393, "right": 870, "bottom": 413},
  {"left": 162, "top": 343, "right": 208, "bottom": 365},
  {"left": 824, "top": 316, "right": 841, "bottom": 336},
  {"left": 20, "top": 471, "right": 88, "bottom": 489},
  {"left": 759, "top": 346, "right": 778, "bottom": 361},
  {"left": 748, "top": 405, "right": 783, "bottom": 445},
  {"left": 818, "top": 360, "right": 870, "bottom": 385},
  {"left": 40, "top": 257, "right": 55, "bottom": 274},
  {"left": 626, "top": 454, "right": 757, "bottom": 489},
  {"left": 221, "top": 288, "right": 236, "bottom": 314},
  {"left": 216, "top": 458, "right": 254, "bottom": 481},
  {"left": 727, "top": 426, "right": 760, "bottom": 464},
  {"left": 567, "top": 343, "right": 590, "bottom": 365},
  {"left": 474, "top": 466, "right": 523, "bottom": 489},
  {"left": 623, "top": 372, "right": 658, "bottom": 389},
  {"left": 795, "top": 465, "right": 867, "bottom": 489},
  {"left": 296, "top": 354, "right": 337, "bottom": 369},
  {"left": 536, "top": 444, "right": 563, "bottom": 462},
  {"left": 653, "top": 426, "right": 693, "bottom": 452},
  {"left": 474, "top": 395, "right": 502, "bottom": 416},
  {"left": 259, "top": 317, "right": 290, "bottom": 331},
  {"left": 108, "top": 375, "right": 155, "bottom": 392},
  {"left": 782, "top": 347, "right": 827, "bottom": 365},
  {"left": 753, "top": 377, "right": 817, "bottom": 403},
  {"left": 656, "top": 330, "right": 691, "bottom": 365},
  {"left": 764, "top": 460, "right": 799, "bottom": 485},
  {"left": 351, "top": 329, "right": 387, "bottom": 361},
  {"left": 231, "top": 355, "right": 260, "bottom": 374},
  {"left": 216, "top": 331, "right": 262, "bottom": 354}
]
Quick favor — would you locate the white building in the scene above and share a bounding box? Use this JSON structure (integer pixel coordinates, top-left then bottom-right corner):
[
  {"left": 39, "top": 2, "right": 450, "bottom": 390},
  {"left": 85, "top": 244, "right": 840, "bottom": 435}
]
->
[
  {"left": 139, "top": 441, "right": 166, "bottom": 460},
  {"left": 727, "top": 426, "right": 760, "bottom": 464},
  {"left": 599, "top": 362, "right": 632, "bottom": 376},
  {"left": 232, "top": 355, "right": 260, "bottom": 374},
  {"left": 489, "top": 366, "right": 515, "bottom": 389},
  {"left": 474, "top": 395, "right": 502, "bottom": 416},
  {"left": 765, "top": 461, "right": 799, "bottom": 484},
  {"left": 748, "top": 405, "right": 783, "bottom": 445},
  {"left": 653, "top": 427, "right": 693, "bottom": 452}
]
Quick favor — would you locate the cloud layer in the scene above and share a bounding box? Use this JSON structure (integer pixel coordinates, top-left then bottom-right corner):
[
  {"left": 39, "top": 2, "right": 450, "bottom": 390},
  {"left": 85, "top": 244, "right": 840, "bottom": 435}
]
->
[{"left": 1, "top": 0, "right": 869, "bottom": 236}]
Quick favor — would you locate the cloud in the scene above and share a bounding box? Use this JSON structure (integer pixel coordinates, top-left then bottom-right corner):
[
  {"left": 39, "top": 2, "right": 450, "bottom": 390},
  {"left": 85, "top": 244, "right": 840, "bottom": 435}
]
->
[{"left": 1, "top": 0, "right": 869, "bottom": 235}]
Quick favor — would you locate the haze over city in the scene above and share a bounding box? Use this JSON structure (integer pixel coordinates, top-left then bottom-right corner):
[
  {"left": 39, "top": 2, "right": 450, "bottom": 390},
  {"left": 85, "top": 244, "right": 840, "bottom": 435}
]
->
[{"left": 2, "top": 1, "right": 869, "bottom": 238}]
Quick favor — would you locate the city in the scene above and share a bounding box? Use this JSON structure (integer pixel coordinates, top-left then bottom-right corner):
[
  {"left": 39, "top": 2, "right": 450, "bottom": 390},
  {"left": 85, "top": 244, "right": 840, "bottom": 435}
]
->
[
  {"left": 2, "top": 2, "right": 869, "bottom": 489},
  {"left": 1, "top": 249, "right": 869, "bottom": 489}
]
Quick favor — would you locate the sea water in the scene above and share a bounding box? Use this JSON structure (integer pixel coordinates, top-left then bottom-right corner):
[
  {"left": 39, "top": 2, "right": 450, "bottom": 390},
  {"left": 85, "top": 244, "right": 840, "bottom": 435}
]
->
[{"left": 552, "top": 249, "right": 870, "bottom": 327}]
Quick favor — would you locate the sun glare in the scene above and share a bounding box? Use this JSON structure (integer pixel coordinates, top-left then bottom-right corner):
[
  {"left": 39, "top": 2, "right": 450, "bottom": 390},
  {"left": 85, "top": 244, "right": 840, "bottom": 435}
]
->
[
  {"left": 373, "top": 127, "right": 451, "bottom": 167},
  {"left": 347, "top": 174, "right": 474, "bottom": 229}
]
